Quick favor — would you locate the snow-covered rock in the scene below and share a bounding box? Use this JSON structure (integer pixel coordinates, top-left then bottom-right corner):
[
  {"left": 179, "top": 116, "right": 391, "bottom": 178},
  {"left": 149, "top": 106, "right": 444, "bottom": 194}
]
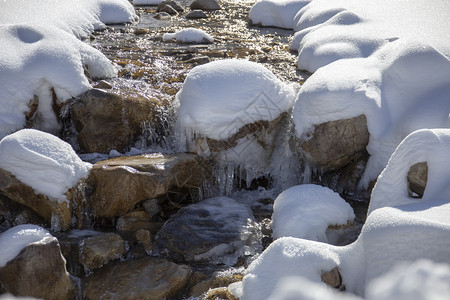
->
[
  {"left": 133, "top": 0, "right": 164, "bottom": 5},
  {"left": 272, "top": 184, "right": 354, "bottom": 242},
  {"left": 249, "top": 0, "right": 310, "bottom": 29},
  {"left": 163, "top": 28, "right": 213, "bottom": 43}
]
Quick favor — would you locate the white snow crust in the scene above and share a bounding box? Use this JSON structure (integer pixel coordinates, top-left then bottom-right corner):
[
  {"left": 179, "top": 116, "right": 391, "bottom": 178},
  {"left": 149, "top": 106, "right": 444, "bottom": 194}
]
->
[
  {"left": 272, "top": 184, "right": 354, "bottom": 242},
  {"left": 163, "top": 28, "right": 214, "bottom": 43},
  {"left": 176, "top": 59, "right": 297, "bottom": 140},
  {"left": 249, "top": 0, "right": 310, "bottom": 29},
  {"left": 0, "top": 224, "right": 55, "bottom": 268},
  {"left": 0, "top": 129, "right": 92, "bottom": 201}
]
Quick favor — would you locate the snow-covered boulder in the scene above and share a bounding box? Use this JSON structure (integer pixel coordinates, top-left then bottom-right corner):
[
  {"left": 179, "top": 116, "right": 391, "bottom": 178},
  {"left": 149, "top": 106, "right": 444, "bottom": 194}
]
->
[
  {"left": 97, "top": 0, "right": 138, "bottom": 24},
  {"left": 0, "top": 129, "right": 91, "bottom": 230},
  {"left": 272, "top": 184, "right": 354, "bottom": 243},
  {"left": 163, "top": 28, "right": 213, "bottom": 43},
  {"left": 0, "top": 225, "right": 74, "bottom": 300},
  {"left": 249, "top": 0, "right": 310, "bottom": 29},
  {"left": 176, "top": 59, "right": 298, "bottom": 180}
]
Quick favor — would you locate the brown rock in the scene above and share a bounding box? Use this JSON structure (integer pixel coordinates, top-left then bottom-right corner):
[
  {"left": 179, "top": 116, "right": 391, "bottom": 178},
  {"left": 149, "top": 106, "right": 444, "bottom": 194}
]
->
[
  {"left": 189, "top": 271, "right": 242, "bottom": 297},
  {"left": 83, "top": 258, "right": 191, "bottom": 300},
  {"left": 321, "top": 267, "right": 342, "bottom": 289},
  {"left": 0, "top": 168, "right": 72, "bottom": 231},
  {"left": 407, "top": 162, "right": 427, "bottom": 198},
  {"left": 87, "top": 153, "right": 208, "bottom": 218},
  {"left": 135, "top": 229, "right": 152, "bottom": 254},
  {"left": 116, "top": 210, "right": 152, "bottom": 232},
  {"left": 70, "top": 88, "right": 160, "bottom": 153},
  {"left": 0, "top": 194, "right": 47, "bottom": 231},
  {"left": 0, "top": 238, "right": 74, "bottom": 300},
  {"left": 300, "top": 115, "right": 370, "bottom": 170},
  {"left": 190, "top": 0, "right": 221, "bottom": 10}
]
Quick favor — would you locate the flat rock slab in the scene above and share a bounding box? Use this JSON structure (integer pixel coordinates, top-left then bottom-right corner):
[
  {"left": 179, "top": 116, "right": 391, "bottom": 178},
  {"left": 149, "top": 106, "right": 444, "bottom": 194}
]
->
[{"left": 83, "top": 258, "right": 191, "bottom": 300}]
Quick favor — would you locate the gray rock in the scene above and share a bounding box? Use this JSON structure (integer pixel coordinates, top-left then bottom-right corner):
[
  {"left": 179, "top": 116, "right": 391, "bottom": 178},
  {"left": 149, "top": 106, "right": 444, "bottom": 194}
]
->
[
  {"left": 154, "top": 12, "right": 172, "bottom": 20},
  {"left": 321, "top": 267, "right": 342, "bottom": 289},
  {"left": 186, "top": 9, "right": 208, "bottom": 19},
  {"left": 93, "top": 80, "right": 112, "bottom": 89},
  {"left": 158, "top": 0, "right": 184, "bottom": 12},
  {"left": 155, "top": 197, "right": 259, "bottom": 265},
  {"left": 190, "top": 0, "right": 221, "bottom": 10},
  {"left": 158, "top": 4, "right": 178, "bottom": 15},
  {"left": 407, "top": 162, "right": 428, "bottom": 198}
]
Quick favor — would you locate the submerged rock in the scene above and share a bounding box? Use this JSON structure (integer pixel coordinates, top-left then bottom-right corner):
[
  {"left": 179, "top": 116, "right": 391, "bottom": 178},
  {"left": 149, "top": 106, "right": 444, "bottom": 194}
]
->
[
  {"left": 82, "top": 258, "right": 191, "bottom": 300},
  {"left": 87, "top": 153, "right": 208, "bottom": 218},
  {"left": 155, "top": 197, "right": 259, "bottom": 265}
]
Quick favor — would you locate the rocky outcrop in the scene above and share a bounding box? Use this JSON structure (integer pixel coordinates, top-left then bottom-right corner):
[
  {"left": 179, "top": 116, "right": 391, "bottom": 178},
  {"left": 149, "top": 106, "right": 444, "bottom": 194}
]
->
[
  {"left": 87, "top": 153, "right": 208, "bottom": 218},
  {"left": 82, "top": 258, "right": 191, "bottom": 300},
  {"left": 0, "top": 168, "right": 73, "bottom": 231},
  {"left": 0, "top": 237, "right": 74, "bottom": 300},
  {"left": 69, "top": 88, "right": 160, "bottom": 153},
  {"left": 407, "top": 162, "right": 427, "bottom": 198},
  {"left": 299, "top": 115, "right": 370, "bottom": 170},
  {"left": 155, "top": 197, "right": 258, "bottom": 264},
  {"left": 190, "top": 0, "right": 221, "bottom": 10}
]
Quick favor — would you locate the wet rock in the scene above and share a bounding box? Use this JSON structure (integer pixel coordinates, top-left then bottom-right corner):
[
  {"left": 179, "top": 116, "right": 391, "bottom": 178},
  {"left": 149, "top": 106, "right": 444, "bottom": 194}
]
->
[
  {"left": 184, "top": 55, "right": 211, "bottom": 64},
  {"left": 155, "top": 197, "right": 258, "bottom": 265},
  {"left": 70, "top": 88, "right": 159, "bottom": 153},
  {"left": 116, "top": 210, "right": 153, "bottom": 232},
  {"left": 190, "top": 0, "right": 221, "bottom": 11},
  {"left": 135, "top": 229, "right": 152, "bottom": 254},
  {"left": 87, "top": 153, "right": 208, "bottom": 218},
  {"left": 186, "top": 9, "right": 208, "bottom": 19},
  {"left": 407, "top": 162, "right": 427, "bottom": 198},
  {"left": 82, "top": 258, "right": 191, "bottom": 300},
  {"left": 321, "top": 267, "right": 342, "bottom": 289},
  {"left": 189, "top": 271, "right": 242, "bottom": 298},
  {"left": 299, "top": 115, "right": 370, "bottom": 170},
  {"left": 158, "top": 4, "right": 178, "bottom": 15},
  {"left": 0, "top": 168, "right": 72, "bottom": 231},
  {"left": 158, "top": 0, "right": 184, "bottom": 12},
  {"left": 0, "top": 236, "right": 74, "bottom": 300},
  {"left": 143, "top": 199, "right": 162, "bottom": 219},
  {"left": 154, "top": 12, "right": 171, "bottom": 20},
  {"left": 93, "top": 80, "right": 113, "bottom": 89},
  {"left": 0, "top": 195, "right": 47, "bottom": 232}
]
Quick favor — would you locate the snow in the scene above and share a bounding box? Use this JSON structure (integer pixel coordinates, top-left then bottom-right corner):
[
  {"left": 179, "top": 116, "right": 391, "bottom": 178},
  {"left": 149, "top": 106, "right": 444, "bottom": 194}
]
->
[
  {"left": 176, "top": 59, "right": 297, "bottom": 141},
  {"left": 133, "top": 0, "right": 164, "bottom": 5},
  {"left": 0, "top": 224, "right": 55, "bottom": 268},
  {"left": 366, "top": 260, "right": 450, "bottom": 300},
  {"left": 163, "top": 28, "right": 214, "bottom": 44},
  {"left": 272, "top": 184, "right": 354, "bottom": 242},
  {"left": 249, "top": 0, "right": 310, "bottom": 29},
  {"left": 0, "top": 129, "right": 92, "bottom": 201},
  {"left": 98, "top": 0, "right": 138, "bottom": 25}
]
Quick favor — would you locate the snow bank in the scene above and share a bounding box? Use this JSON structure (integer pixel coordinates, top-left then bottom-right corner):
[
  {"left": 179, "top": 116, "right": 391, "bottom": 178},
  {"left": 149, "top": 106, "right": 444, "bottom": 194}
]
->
[
  {"left": 249, "top": 0, "right": 311, "bottom": 29},
  {"left": 0, "top": 224, "right": 55, "bottom": 268},
  {"left": 176, "top": 59, "right": 297, "bottom": 140},
  {"left": 293, "top": 39, "right": 450, "bottom": 186},
  {"left": 0, "top": 129, "right": 92, "bottom": 201},
  {"left": 163, "top": 28, "right": 214, "bottom": 44},
  {"left": 369, "top": 129, "right": 450, "bottom": 213},
  {"left": 0, "top": 24, "right": 117, "bottom": 138},
  {"left": 272, "top": 184, "right": 354, "bottom": 242},
  {"left": 366, "top": 260, "right": 450, "bottom": 300}
]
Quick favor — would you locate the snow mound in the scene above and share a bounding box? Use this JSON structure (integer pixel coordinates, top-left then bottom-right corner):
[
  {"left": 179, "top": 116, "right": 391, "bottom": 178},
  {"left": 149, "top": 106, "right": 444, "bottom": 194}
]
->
[
  {"left": 272, "top": 184, "right": 354, "bottom": 242},
  {"left": 249, "top": 0, "right": 311, "bottom": 29},
  {"left": 163, "top": 28, "right": 214, "bottom": 43},
  {"left": 0, "top": 224, "right": 55, "bottom": 268},
  {"left": 176, "top": 59, "right": 298, "bottom": 140},
  {"left": 0, "top": 24, "right": 116, "bottom": 138},
  {"left": 98, "top": 0, "right": 138, "bottom": 24},
  {"left": 366, "top": 260, "right": 450, "bottom": 300},
  {"left": 133, "top": 0, "right": 164, "bottom": 5},
  {"left": 369, "top": 129, "right": 450, "bottom": 213},
  {"left": 293, "top": 40, "right": 450, "bottom": 187},
  {"left": 0, "top": 129, "right": 92, "bottom": 201}
]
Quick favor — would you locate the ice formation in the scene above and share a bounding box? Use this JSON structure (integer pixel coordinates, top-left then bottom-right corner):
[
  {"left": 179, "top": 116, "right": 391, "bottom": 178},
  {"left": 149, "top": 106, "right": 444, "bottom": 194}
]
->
[
  {"left": 0, "top": 129, "right": 92, "bottom": 201},
  {"left": 163, "top": 28, "right": 214, "bottom": 43},
  {"left": 0, "top": 224, "right": 55, "bottom": 268},
  {"left": 272, "top": 184, "right": 354, "bottom": 242}
]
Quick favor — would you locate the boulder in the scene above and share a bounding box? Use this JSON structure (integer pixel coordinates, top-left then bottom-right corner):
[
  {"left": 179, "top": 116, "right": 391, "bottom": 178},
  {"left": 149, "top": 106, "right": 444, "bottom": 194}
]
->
[
  {"left": 0, "top": 234, "right": 74, "bottom": 300},
  {"left": 82, "top": 258, "right": 191, "bottom": 300},
  {"left": 186, "top": 10, "right": 208, "bottom": 19},
  {"left": 116, "top": 210, "right": 154, "bottom": 232},
  {"left": 190, "top": 0, "right": 221, "bottom": 10},
  {"left": 87, "top": 153, "right": 208, "bottom": 218},
  {"left": 158, "top": 0, "right": 184, "bottom": 12},
  {"left": 299, "top": 115, "right": 370, "bottom": 170},
  {"left": 0, "top": 168, "right": 72, "bottom": 231},
  {"left": 189, "top": 270, "right": 242, "bottom": 297},
  {"left": 158, "top": 4, "right": 178, "bottom": 15},
  {"left": 69, "top": 88, "right": 160, "bottom": 153},
  {"left": 155, "top": 197, "right": 259, "bottom": 265},
  {"left": 0, "top": 195, "right": 47, "bottom": 232},
  {"left": 407, "top": 162, "right": 427, "bottom": 198}
]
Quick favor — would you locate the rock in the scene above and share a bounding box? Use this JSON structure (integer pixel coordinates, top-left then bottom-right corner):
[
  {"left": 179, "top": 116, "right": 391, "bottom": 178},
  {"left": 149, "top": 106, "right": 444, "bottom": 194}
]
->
[
  {"left": 155, "top": 197, "right": 259, "bottom": 264},
  {"left": 59, "top": 231, "right": 127, "bottom": 276},
  {"left": 82, "top": 258, "right": 191, "bottom": 300},
  {"left": 158, "top": 4, "right": 178, "bottom": 15},
  {"left": 69, "top": 88, "right": 160, "bottom": 153},
  {"left": 186, "top": 9, "right": 208, "bottom": 19},
  {"left": 189, "top": 271, "right": 242, "bottom": 297},
  {"left": 93, "top": 80, "right": 113, "bottom": 89},
  {"left": 143, "top": 199, "right": 162, "bottom": 219},
  {"left": 299, "top": 114, "right": 370, "bottom": 170},
  {"left": 87, "top": 153, "right": 208, "bottom": 218},
  {"left": 133, "top": 28, "right": 149, "bottom": 35},
  {"left": 0, "top": 234, "right": 74, "bottom": 299},
  {"left": 158, "top": 0, "right": 184, "bottom": 12},
  {"left": 321, "top": 267, "right": 342, "bottom": 289},
  {"left": 190, "top": 0, "right": 221, "bottom": 11},
  {"left": 0, "top": 195, "right": 47, "bottom": 232},
  {"left": 184, "top": 55, "right": 211, "bottom": 64},
  {"left": 154, "top": 12, "right": 171, "bottom": 20},
  {"left": 116, "top": 210, "right": 153, "bottom": 232},
  {"left": 0, "top": 168, "right": 72, "bottom": 231},
  {"left": 407, "top": 162, "right": 427, "bottom": 198},
  {"left": 135, "top": 229, "right": 152, "bottom": 254}
]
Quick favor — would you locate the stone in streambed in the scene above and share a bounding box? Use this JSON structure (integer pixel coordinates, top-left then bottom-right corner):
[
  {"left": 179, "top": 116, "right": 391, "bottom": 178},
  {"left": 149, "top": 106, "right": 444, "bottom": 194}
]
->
[
  {"left": 186, "top": 10, "right": 208, "bottom": 19},
  {"left": 190, "top": 0, "right": 221, "bottom": 10}
]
